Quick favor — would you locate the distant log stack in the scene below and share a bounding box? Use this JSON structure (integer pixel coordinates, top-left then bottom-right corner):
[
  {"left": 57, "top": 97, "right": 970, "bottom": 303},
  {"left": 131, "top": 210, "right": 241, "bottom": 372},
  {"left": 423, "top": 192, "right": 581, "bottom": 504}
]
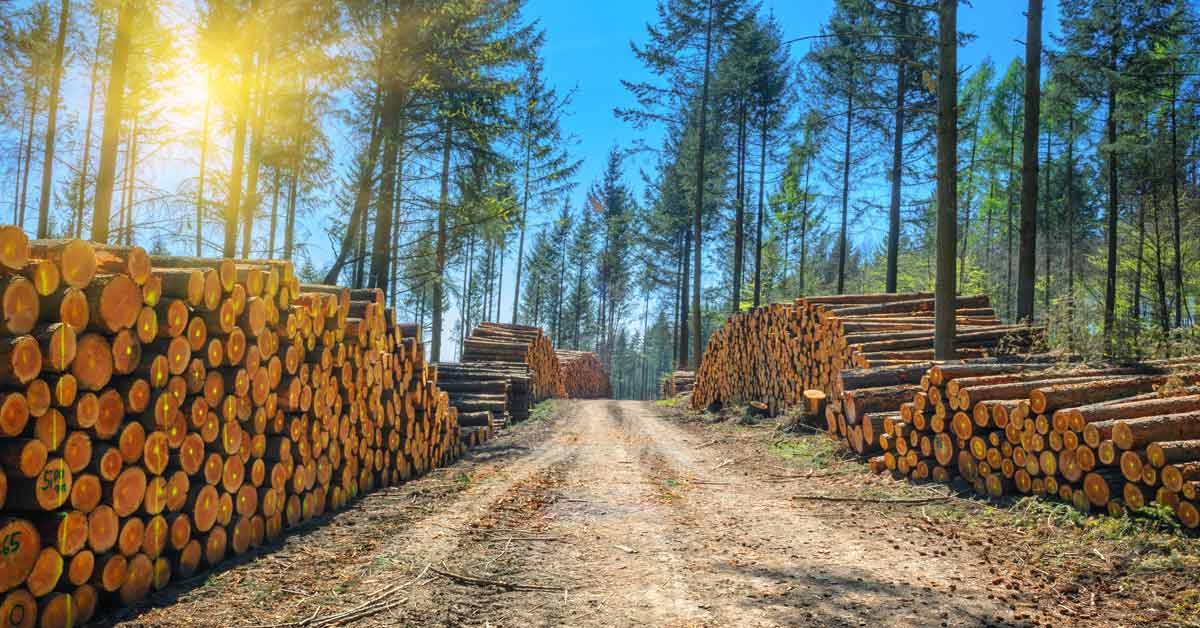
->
[
  {"left": 555, "top": 351, "right": 610, "bottom": 399},
  {"left": 461, "top": 322, "right": 565, "bottom": 401},
  {"left": 0, "top": 228, "right": 463, "bottom": 626},
  {"left": 661, "top": 371, "right": 695, "bottom": 398},
  {"left": 692, "top": 293, "right": 1042, "bottom": 416}
]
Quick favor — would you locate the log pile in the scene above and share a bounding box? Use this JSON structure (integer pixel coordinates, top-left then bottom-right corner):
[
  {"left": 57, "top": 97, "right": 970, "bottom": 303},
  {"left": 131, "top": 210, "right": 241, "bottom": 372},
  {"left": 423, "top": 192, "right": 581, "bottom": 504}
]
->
[
  {"left": 433, "top": 361, "right": 533, "bottom": 431},
  {"left": 861, "top": 357, "right": 1200, "bottom": 527},
  {"left": 461, "top": 323, "right": 565, "bottom": 401},
  {"left": 555, "top": 351, "right": 610, "bottom": 399},
  {"left": 0, "top": 230, "right": 464, "bottom": 625},
  {"left": 692, "top": 293, "right": 1042, "bottom": 415},
  {"left": 661, "top": 371, "right": 695, "bottom": 398}
]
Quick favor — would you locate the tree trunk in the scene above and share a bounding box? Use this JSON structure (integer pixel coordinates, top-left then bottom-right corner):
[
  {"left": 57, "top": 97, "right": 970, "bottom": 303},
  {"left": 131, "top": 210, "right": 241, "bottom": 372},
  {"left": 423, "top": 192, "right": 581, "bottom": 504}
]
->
[
  {"left": 934, "top": 0, "right": 958, "bottom": 360},
  {"left": 322, "top": 89, "right": 383, "bottom": 285},
  {"left": 732, "top": 99, "right": 746, "bottom": 312},
  {"left": 679, "top": 228, "right": 691, "bottom": 368},
  {"left": 1102, "top": 75, "right": 1119, "bottom": 354},
  {"left": 430, "top": 120, "right": 452, "bottom": 363},
  {"left": 1016, "top": 0, "right": 1042, "bottom": 322},
  {"left": 224, "top": 43, "right": 254, "bottom": 257},
  {"left": 36, "top": 0, "right": 71, "bottom": 239},
  {"left": 798, "top": 154, "right": 811, "bottom": 298},
  {"left": 837, "top": 91, "right": 854, "bottom": 295},
  {"left": 691, "top": 0, "right": 714, "bottom": 369},
  {"left": 1042, "top": 132, "right": 1052, "bottom": 316},
  {"left": 958, "top": 114, "right": 980, "bottom": 291},
  {"left": 266, "top": 171, "right": 280, "bottom": 259},
  {"left": 369, "top": 91, "right": 404, "bottom": 290},
  {"left": 196, "top": 71, "right": 211, "bottom": 256},
  {"left": 12, "top": 95, "right": 28, "bottom": 224},
  {"left": 119, "top": 109, "right": 138, "bottom": 245},
  {"left": 1170, "top": 66, "right": 1183, "bottom": 327},
  {"left": 887, "top": 6, "right": 909, "bottom": 294},
  {"left": 75, "top": 17, "right": 102, "bottom": 239},
  {"left": 1065, "top": 114, "right": 1076, "bottom": 348},
  {"left": 752, "top": 113, "right": 766, "bottom": 308},
  {"left": 18, "top": 80, "right": 40, "bottom": 230},
  {"left": 241, "top": 47, "right": 271, "bottom": 258},
  {"left": 511, "top": 122, "right": 534, "bottom": 325},
  {"left": 1005, "top": 111, "right": 1017, "bottom": 320},
  {"left": 283, "top": 79, "right": 306, "bottom": 262}
]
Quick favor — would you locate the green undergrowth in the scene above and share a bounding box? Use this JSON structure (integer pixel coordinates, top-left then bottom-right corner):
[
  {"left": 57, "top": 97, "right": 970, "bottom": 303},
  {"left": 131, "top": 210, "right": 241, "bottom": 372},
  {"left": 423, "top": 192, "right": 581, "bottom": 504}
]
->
[
  {"left": 655, "top": 396, "right": 681, "bottom": 407},
  {"left": 527, "top": 399, "right": 560, "bottom": 423}
]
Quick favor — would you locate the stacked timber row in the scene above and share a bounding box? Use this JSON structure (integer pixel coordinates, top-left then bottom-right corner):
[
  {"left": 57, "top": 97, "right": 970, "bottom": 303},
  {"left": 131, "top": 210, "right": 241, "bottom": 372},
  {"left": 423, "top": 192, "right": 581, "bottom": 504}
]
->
[
  {"left": 432, "top": 361, "right": 532, "bottom": 435},
  {"left": 0, "top": 230, "right": 463, "bottom": 627},
  {"left": 461, "top": 322, "right": 565, "bottom": 401},
  {"left": 692, "top": 292, "right": 1042, "bottom": 415},
  {"left": 555, "top": 351, "right": 611, "bottom": 399},
  {"left": 661, "top": 371, "right": 695, "bottom": 398},
  {"left": 865, "top": 358, "right": 1200, "bottom": 528}
]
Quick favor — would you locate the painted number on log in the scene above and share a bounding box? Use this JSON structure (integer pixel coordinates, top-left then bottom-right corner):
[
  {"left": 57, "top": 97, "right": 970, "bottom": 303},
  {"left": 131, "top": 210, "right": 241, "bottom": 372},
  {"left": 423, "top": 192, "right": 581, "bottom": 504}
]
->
[
  {"left": 40, "top": 467, "right": 67, "bottom": 494},
  {"left": 0, "top": 531, "right": 20, "bottom": 556}
]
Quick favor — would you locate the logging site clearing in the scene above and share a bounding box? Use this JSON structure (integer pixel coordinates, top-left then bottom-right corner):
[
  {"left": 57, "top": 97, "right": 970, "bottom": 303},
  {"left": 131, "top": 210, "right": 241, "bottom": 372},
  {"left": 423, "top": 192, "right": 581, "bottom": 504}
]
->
[{"left": 97, "top": 399, "right": 1200, "bottom": 627}]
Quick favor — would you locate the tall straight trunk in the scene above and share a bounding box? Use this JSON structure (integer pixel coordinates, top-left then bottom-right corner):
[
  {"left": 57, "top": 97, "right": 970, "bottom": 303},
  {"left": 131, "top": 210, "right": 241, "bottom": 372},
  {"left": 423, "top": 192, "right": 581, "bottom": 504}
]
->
[
  {"left": 670, "top": 233, "right": 681, "bottom": 363},
  {"left": 224, "top": 48, "right": 255, "bottom": 257},
  {"left": 1005, "top": 115, "right": 1017, "bottom": 319},
  {"left": 752, "top": 115, "right": 766, "bottom": 308},
  {"left": 1016, "top": 0, "right": 1042, "bottom": 322},
  {"left": 934, "top": 0, "right": 958, "bottom": 360},
  {"left": 323, "top": 90, "right": 383, "bottom": 285},
  {"left": 196, "top": 71, "right": 211, "bottom": 256},
  {"left": 886, "top": 7, "right": 909, "bottom": 293},
  {"left": 511, "top": 123, "right": 534, "bottom": 325},
  {"left": 731, "top": 100, "right": 746, "bottom": 312},
  {"left": 283, "top": 79, "right": 306, "bottom": 261},
  {"left": 1065, "top": 114, "right": 1076, "bottom": 348},
  {"left": 555, "top": 239, "right": 566, "bottom": 346},
  {"left": 958, "top": 117, "right": 980, "bottom": 290},
  {"left": 460, "top": 233, "right": 474, "bottom": 358},
  {"left": 691, "top": 0, "right": 714, "bottom": 369},
  {"left": 120, "top": 109, "right": 138, "bottom": 245},
  {"left": 1133, "top": 196, "right": 1145, "bottom": 348},
  {"left": 1170, "top": 66, "right": 1183, "bottom": 327},
  {"left": 389, "top": 143, "right": 403, "bottom": 305},
  {"left": 1041, "top": 133, "right": 1052, "bottom": 315},
  {"left": 76, "top": 15, "right": 103, "bottom": 238},
  {"left": 370, "top": 92, "right": 404, "bottom": 290},
  {"left": 496, "top": 235, "right": 505, "bottom": 322},
  {"left": 266, "top": 171, "right": 280, "bottom": 259},
  {"left": 430, "top": 120, "right": 452, "bottom": 363},
  {"left": 13, "top": 98, "right": 30, "bottom": 224},
  {"left": 1153, "top": 184, "right": 1169, "bottom": 335},
  {"left": 18, "top": 82, "right": 40, "bottom": 229},
  {"left": 36, "top": 0, "right": 71, "bottom": 238},
  {"left": 352, "top": 182, "right": 368, "bottom": 288},
  {"left": 984, "top": 177, "right": 995, "bottom": 275},
  {"left": 797, "top": 156, "right": 811, "bottom": 298},
  {"left": 837, "top": 91, "right": 854, "bottom": 295},
  {"left": 678, "top": 228, "right": 691, "bottom": 368},
  {"left": 241, "top": 48, "right": 271, "bottom": 258},
  {"left": 1102, "top": 83, "right": 1119, "bottom": 354}
]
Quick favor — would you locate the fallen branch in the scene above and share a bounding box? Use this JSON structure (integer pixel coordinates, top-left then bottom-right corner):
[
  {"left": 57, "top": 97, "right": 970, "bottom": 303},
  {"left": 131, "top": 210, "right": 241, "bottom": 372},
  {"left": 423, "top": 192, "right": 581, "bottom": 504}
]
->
[
  {"left": 791, "top": 495, "right": 951, "bottom": 505},
  {"left": 430, "top": 566, "right": 567, "bottom": 592}
]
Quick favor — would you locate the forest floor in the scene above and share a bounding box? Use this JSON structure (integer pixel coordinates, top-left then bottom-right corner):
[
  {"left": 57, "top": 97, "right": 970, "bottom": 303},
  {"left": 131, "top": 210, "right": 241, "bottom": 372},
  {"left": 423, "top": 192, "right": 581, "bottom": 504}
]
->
[{"left": 100, "top": 399, "right": 1200, "bottom": 628}]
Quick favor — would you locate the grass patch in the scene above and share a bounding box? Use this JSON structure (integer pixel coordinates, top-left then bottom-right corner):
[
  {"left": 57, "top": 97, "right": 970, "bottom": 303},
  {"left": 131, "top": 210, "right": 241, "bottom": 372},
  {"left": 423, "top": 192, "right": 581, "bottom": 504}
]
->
[
  {"left": 769, "top": 435, "right": 844, "bottom": 470},
  {"left": 655, "top": 397, "right": 680, "bottom": 407},
  {"left": 528, "top": 400, "right": 561, "bottom": 423}
]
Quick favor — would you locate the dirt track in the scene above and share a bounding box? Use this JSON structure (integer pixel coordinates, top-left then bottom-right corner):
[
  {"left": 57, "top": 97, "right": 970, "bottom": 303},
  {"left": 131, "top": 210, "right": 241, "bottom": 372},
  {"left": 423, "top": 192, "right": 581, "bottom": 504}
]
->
[{"left": 108, "top": 400, "right": 1061, "bottom": 627}]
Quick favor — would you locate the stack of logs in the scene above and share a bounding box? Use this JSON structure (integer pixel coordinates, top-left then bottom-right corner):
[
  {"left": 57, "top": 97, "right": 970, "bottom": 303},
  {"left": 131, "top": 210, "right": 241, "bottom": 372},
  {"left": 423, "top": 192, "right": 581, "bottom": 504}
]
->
[
  {"left": 0, "top": 228, "right": 463, "bottom": 626},
  {"left": 692, "top": 293, "right": 1042, "bottom": 415},
  {"left": 555, "top": 351, "right": 611, "bottom": 399},
  {"left": 661, "top": 371, "right": 695, "bottom": 398},
  {"left": 433, "top": 361, "right": 533, "bottom": 436},
  {"left": 858, "top": 356, "right": 1200, "bottom": 527},
  {"left": 461, "top": 323, "right": 565, "bottom": 401}
]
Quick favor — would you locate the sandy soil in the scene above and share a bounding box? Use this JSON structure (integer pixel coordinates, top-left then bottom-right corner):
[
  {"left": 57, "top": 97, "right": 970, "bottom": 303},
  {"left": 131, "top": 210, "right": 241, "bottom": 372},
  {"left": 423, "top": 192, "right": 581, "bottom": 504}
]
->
[{"left": 101, "top": 400, "right": 1153, "bottom": 627}]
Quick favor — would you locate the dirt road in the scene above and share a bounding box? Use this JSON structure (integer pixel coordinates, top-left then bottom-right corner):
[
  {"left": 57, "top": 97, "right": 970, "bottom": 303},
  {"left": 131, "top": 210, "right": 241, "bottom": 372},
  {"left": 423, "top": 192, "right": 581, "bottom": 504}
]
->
[{"left": 112, "top": 400, "right": 1056, "bottom": 627}]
